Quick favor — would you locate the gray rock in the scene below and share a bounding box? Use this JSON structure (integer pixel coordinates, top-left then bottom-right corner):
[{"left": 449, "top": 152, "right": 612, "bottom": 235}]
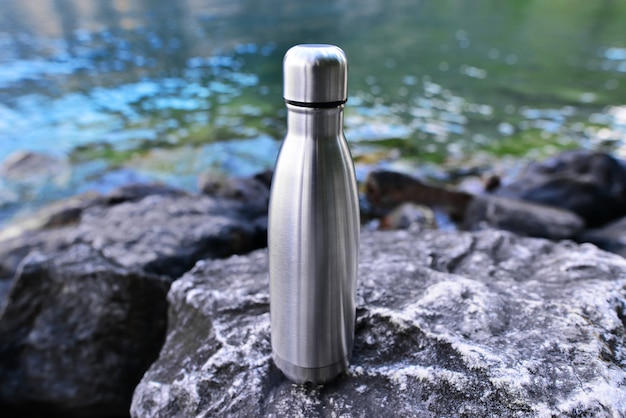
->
[
  {"left": 376, "top": 202, "right": 438, "bottom": 231},
  {"left": 0, "top": 193, "right": 267, "bottom": 283},
  {"left": 103, "top": 182, "right": 189, "bottom": 205},
  {"left": 492, "top": 150, "right": 626, "bottom": 227},
  {"left": 363, "top": 168, "right": 586, "bottom": 242},
  {"left": 463, "top": 194, "right": 585, "bottom": 240},
  {"left": 0, "top": 192, "right": 269, "bottom": 416},
  {"left": 0, "top": 244, "right": 171, "bottom": 417},
  {"left": 578, "top": 216, "right": 626, "bottom": 258},
  {"left": 73, "top": 194, "right": 267, "bottom": 279},
  {"left": 0, "top": 227, "right": 72, "bottom": 298},
  {"left": 0, "top": 151, "right": 70, "bottom": 184},
  {"left": 197, "top": 170, "right": 272, "bottom": 216},
  {"left": 131, "top": 229, "right": 626, "bottom": 417}
]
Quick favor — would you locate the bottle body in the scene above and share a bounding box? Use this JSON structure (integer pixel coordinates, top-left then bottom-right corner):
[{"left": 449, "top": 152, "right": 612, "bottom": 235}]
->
[{"left": 268, "top": 104, "right": 359, "bottom": 384}]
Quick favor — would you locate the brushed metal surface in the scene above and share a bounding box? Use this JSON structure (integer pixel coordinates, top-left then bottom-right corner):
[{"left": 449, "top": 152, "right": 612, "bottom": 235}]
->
[
  {"left": 283, "top": 44, "right": 347, "bottom": 104},
  {"left": 268, "top": 102, "right": 359, "bottom": 384}
]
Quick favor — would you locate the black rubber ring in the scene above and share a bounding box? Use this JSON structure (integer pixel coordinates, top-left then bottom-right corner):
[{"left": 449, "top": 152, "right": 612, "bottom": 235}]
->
[{"left": 285, "top": 99, "right": 346, "bottom": 108}]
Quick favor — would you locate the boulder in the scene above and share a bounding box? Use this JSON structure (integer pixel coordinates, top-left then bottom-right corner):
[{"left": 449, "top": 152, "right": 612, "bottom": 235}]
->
[
  {"left": 0, "top": 192, "right": 104, "bottom": 283},
  {"left": 364, "top": 169, "right": 585, "bottom": 241},
  {"left": 578, "top": 216, "right": 626, "bottom": 258},
  {"left": 0, "top": 189, "right": 269, "bottom": 417},
  {"left": 492, "top": 150, "right": 626, "bottom": 227},
  {"left": 131, "top": 229, "right": 626, "bottom": 417},
  {"left": 72, "top": 194, "right": 267, "bottom": 279},
  {"left": 0, "top": 151, "right": 70, "bottom": 184},
  {"left": 463, "top": 194, "right": 584, "bottom": 240},
  {"left": 0, "top": 245, "right": 170, "bottom": 417},
  {"left": 0, "top": 151, "right": 72, "bottom": 214},
  {"left": 102, "top": 182, "right": 189, "bottom": 205},
  {"left": 364, "top": 170, "right": 472, "bottom": 221},
  {"left": 197, "top": 170, "right": 272, "bottom": 216},
  {"left": 0, "top": 190, "right": 268, "bottom": 283}
]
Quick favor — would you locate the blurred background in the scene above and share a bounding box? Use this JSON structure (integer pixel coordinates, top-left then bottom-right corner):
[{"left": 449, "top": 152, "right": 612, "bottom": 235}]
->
[{"left": 0, "top": 0, "right": 625, "bottom": 226}]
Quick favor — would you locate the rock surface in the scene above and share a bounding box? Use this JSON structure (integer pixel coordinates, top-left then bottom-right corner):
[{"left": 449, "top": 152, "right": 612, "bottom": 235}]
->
[
  {"left": 493, "top": 150, "right": 626, "bottom": 227},
  {"left": 71, "top": 194, "right": 267, "bottom": 279},
  {"left": 131, "top": 229, "right": 626, "bottom": 417},
  {"left": 579, "top": 216, "right": 626, "bottom": 258},
  {"left": 0, "top": 187, "right": 269, "bottom": 417},
  {"left": 0, "top": 150, "right": 70, "bottom": 183},
  {"left": 463, "top": 194, "right": 584, "bottom": 240},
  {"left": 363, "top": 169, "right": 586, "bottom": 241},
  {"left": 197, "top": 169, "right": 272, "bottom": 216},
  {"left": 0, "top": 188, "right": 268, "bottom": 283},
  {"left": 0, "top": 245, "right": 170, "bottom": 417}
]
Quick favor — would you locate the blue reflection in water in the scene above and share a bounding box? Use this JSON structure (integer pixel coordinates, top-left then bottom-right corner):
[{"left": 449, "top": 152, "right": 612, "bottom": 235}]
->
[{"left": 1, "top": 0, "right": 626, "bottom": 227}]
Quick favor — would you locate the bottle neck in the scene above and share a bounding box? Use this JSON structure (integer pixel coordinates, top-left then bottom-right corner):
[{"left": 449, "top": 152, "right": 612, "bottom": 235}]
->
[{"left": 286, "top": 103, "right": 344, "bottom": 139}]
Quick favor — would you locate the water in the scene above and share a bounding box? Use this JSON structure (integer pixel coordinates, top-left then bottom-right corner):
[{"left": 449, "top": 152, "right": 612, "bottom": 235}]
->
[{"left": 1, "top": 0, "right": 626, "bottom": 226}]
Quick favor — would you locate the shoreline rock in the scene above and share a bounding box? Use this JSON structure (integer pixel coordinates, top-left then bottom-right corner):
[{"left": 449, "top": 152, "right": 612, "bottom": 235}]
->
[
  {"left": 364, "top": 150, "right": 626, "bottom": 256},
  {"left": 131, "top": 229, "right": 626, "bottom": 417},
  {"left": 0, "top": 182, "right": 268, "bottom": 283},
  {"left": 492, "top": 150, "right": 626, "bottom": 228},
  {"left": 0, "top": 181, "right": 270, "bottom": 417},
  {"left": 2, "top": 156, "right": 626, "bottom": 416},
  {"left": 364, "top": 169, "right": 585, "bottom": 240},
  {"left": 0, "top": 245, "right": 170, "bottom": 417}
]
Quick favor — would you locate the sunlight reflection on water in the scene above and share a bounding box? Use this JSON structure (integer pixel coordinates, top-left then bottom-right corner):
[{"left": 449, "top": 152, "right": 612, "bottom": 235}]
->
[{"left": 1, "top": 0, "right": 626, "bottom": 225}]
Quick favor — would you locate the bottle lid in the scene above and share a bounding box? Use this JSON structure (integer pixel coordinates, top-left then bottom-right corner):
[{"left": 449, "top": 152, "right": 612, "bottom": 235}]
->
[{"left": 283, "top": 44, "right": 347, "bottom": 106}]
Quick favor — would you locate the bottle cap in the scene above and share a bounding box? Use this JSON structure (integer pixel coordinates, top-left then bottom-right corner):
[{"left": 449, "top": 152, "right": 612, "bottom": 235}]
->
[{"left": 283, "top": 44, "right": 347, "bottom": 106}]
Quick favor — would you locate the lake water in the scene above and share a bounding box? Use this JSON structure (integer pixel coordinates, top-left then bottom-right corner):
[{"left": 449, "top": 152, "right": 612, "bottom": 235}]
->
[{"left": 1, "top": 0, "right": 626, "bottom": 226}]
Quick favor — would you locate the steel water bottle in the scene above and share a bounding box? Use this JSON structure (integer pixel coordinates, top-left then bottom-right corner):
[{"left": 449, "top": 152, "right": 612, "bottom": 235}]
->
[{"left": 268, "top": 44, "right": 360, "bottom": 384}]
